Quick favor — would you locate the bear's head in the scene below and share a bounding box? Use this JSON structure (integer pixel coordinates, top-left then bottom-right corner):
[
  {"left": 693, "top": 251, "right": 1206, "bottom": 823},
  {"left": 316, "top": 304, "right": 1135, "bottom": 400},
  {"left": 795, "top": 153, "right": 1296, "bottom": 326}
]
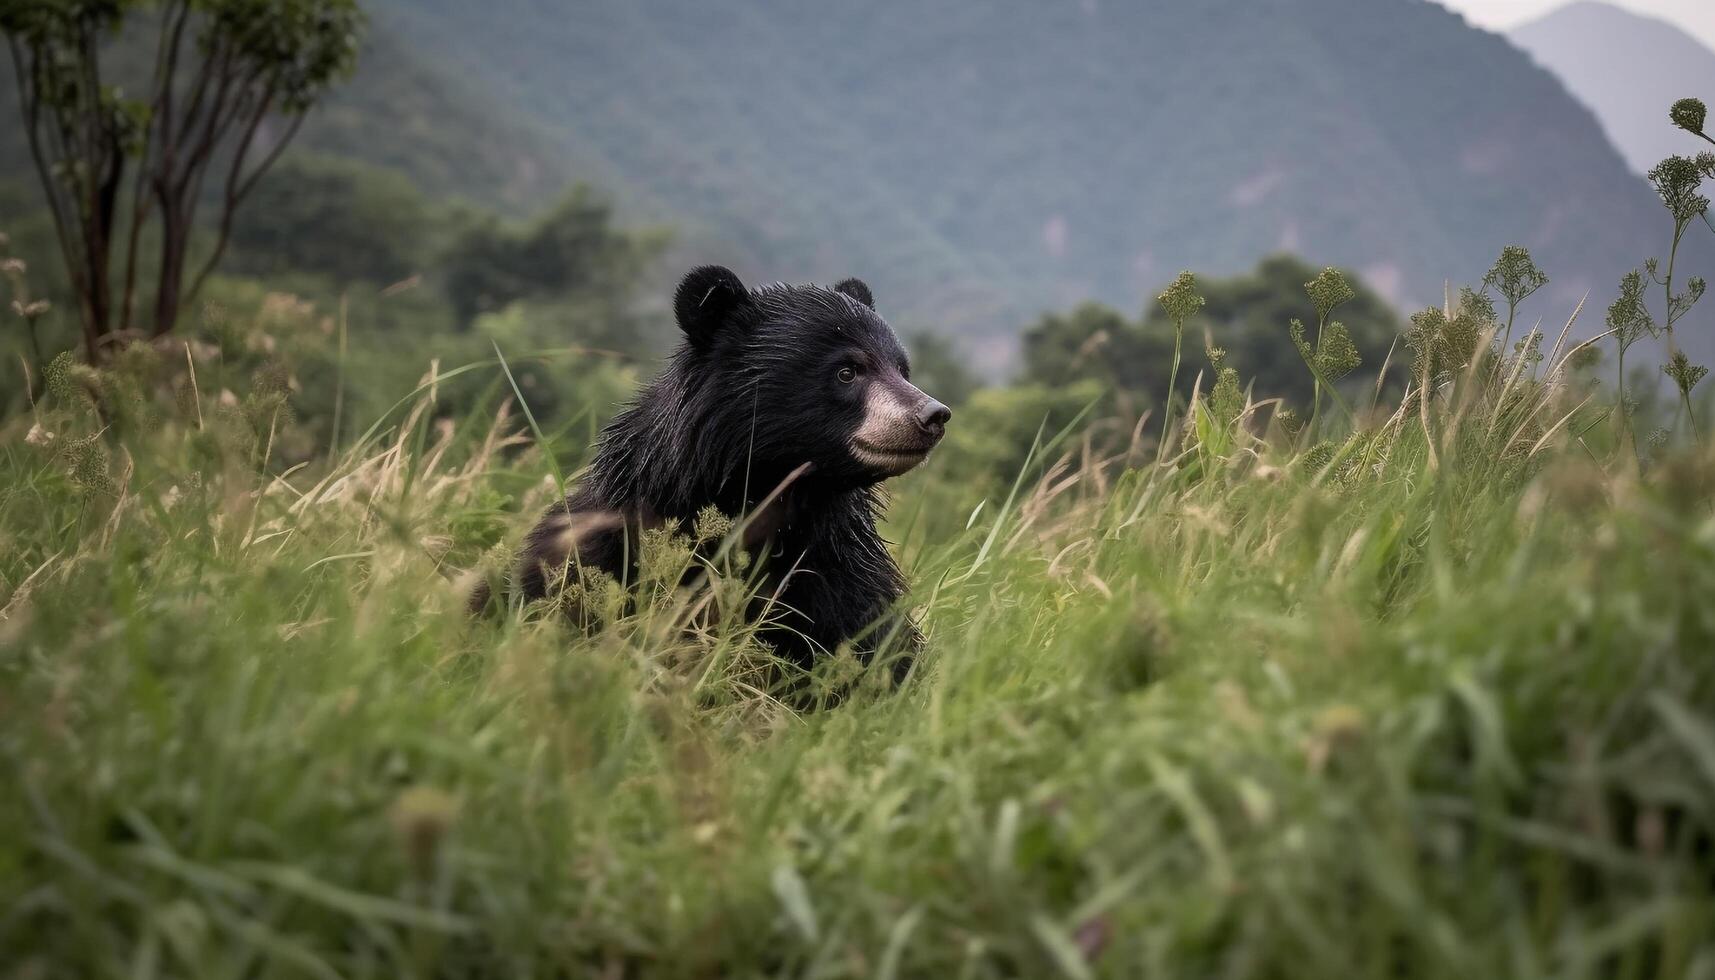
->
[{"left": 673, "top": 265, "right": 951, "bottom": 487}]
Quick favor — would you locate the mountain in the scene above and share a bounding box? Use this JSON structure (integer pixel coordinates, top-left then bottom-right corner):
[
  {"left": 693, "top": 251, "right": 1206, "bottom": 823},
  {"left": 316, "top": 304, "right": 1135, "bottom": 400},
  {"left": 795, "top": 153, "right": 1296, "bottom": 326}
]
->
[
  {"left": 1509, "top": 1, "right": 1715, "bottom": 177},
  {"left": 295, "top": 32, "right": 573, "bottom": 215},
  {"left": 366, "top": 0, "right": 1684, "bottom": 367},
  {"left": 7, "top": 0, "right": 1703, "bottom": 368}
]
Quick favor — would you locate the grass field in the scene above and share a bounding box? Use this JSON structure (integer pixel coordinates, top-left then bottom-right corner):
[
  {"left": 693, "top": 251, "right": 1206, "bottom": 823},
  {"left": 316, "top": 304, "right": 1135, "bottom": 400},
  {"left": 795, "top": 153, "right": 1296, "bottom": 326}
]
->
[{"left": 3, "top": 288, "right": 1715, "bottom": 978}]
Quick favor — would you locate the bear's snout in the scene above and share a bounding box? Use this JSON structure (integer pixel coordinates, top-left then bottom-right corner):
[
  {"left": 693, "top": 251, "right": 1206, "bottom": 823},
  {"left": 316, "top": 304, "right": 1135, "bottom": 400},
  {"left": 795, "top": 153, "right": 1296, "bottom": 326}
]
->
[
  {"left": 851, "top": 378, "right": 950, "bottom": 476},
  {"left": 913, "top": 398, "right": 951, "bottom": 442}
]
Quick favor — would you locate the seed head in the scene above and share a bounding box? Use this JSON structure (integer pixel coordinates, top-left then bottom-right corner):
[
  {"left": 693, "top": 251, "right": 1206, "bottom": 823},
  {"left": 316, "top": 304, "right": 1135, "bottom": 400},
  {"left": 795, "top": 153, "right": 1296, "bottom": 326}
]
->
[
  {"left": 1606, "top": 271, "right": 1655, "bottom": 347},
  {"left": 1304, "top": 267, "right": 1355, "bottom": 322},
  {"left": 1663, "top": 350, "right": 1708, "bottom": 395},
  {"left": 1670, "top": 98, "right": 1707, "bottom": 135},
  {"left": 1156, "top": 271, "right": 1204, "bottom": 324},
  {"left": 60, "top": 434, "right": 115, "bottom": 498},
  {"left": 1647, "top": 155, "right": 1709, "bottom": 223},
  {"left": 693, "top": 505, "right": 734, "bottom": 543},
  {"left": 1318, "top": 322, "right": 1361, "bottom": 381},
  {"left": 1482, "top": 246, "right": 1548, "bottom": 308},
  {"left": 1458, "top": 286, "right": 1496, "bottom": 326}
]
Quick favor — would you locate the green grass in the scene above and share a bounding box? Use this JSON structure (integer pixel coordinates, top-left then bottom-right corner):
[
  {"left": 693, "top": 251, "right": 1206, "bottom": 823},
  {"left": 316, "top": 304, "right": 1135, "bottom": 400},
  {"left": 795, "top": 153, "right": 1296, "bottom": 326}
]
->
[{"left": 3, "top": 307, "right": 1715, "bottom": 978}]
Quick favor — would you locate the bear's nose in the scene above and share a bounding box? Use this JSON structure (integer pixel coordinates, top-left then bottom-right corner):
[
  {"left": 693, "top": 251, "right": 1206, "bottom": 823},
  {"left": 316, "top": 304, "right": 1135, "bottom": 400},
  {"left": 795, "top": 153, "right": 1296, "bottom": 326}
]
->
[{"left": 914, "top": 398, "right": 952, "bottom": 439}]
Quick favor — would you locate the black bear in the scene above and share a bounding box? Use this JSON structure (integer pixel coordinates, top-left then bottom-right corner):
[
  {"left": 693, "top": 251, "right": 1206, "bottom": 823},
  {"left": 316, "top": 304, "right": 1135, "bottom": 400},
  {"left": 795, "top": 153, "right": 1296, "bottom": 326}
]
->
[{"left": 477, "top": 265, "right": 951, "bottom": 677}]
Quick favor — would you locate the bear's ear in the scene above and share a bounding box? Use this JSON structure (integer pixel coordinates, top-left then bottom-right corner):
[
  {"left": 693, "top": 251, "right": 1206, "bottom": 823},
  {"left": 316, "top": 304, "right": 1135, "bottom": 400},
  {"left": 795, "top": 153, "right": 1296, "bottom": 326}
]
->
[
  {"left": 833, "top": 277, "right": 874, "bottom": 310},
  {"left": 675, "top": 266, "right": 749, "bottom": 345}
]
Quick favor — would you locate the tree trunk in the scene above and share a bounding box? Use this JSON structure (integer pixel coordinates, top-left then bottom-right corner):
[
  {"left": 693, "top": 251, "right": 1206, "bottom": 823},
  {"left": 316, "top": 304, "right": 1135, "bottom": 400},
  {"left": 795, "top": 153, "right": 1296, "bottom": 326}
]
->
[{"left": 153, "top": 205, "right": 187, "bottom": 338}]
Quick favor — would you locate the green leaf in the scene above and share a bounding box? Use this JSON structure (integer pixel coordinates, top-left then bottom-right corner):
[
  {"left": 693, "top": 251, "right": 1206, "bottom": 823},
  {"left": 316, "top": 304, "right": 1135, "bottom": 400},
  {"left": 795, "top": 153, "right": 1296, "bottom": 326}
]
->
[
  {"left": 771, "top": 863, "right": 819, "bottom": 943},
  {"left": 1030, "top": 914, "right": 1095, "bottom": 980}
]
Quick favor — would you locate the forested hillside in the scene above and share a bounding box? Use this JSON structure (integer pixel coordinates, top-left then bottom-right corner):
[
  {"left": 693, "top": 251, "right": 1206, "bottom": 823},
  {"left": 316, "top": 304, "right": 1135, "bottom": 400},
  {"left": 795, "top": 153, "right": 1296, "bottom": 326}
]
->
[{"left": 368, "top": 0, "right": 1681, "bottom": 365}]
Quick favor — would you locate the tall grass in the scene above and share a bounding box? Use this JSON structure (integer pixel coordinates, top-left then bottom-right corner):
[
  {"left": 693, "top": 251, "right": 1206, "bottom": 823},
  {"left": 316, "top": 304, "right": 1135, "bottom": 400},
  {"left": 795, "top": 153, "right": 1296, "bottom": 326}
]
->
[{"left": 3, "top": 272, "right": 1715, "bottom": 978}]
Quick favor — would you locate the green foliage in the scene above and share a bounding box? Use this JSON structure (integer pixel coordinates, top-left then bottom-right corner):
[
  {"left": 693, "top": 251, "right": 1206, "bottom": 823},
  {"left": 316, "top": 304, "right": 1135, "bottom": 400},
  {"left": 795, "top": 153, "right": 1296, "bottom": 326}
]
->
[
  {"left": 227, "top": 157, "right": 447, "bottom": 285},
  {"left": 3, "top": 0, "right": 367, "bottom": 348},
  {"left": 1022, "top": 256, "right": 1398, "bottom": 416},
  {"left": 5, "top": 278, "right": 1715, "bottom": 975},
  {"left": 443, "top": 186, "right": 662, "bottom": 327},
  {"left": 204, "top": 0, "right": 365, "bottom": 112}
]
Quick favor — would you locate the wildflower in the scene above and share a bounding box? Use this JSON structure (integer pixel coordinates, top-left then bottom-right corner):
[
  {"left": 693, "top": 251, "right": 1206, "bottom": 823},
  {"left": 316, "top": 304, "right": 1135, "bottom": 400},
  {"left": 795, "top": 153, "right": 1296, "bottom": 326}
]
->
[
  {"left": 1304, "top": 267, "right": 1355, "bottom": 322},
  {"left": 60, "top": 434, "right": 115, "bottom": 498},
  {"left": 1670, "top": 98, "right": 1707, "bottom": 136},
  {"left": 1406, "top": 308, "right": 1446, "bottom": 374},
  {"left": 1320, "top": 323, "right": 1360, "bottom": 381},
  {"left": 1156, "top": 271, "right": 1204, "bottom": 323},
  {"left": 1663, "top": 350, "right": 1708, "bottom": 396},
  {"left": 1207, "top": 344, "right": 1242, "bottom": 427},
  {"left": 1154, "top": 271, "right": 1205, "bottom": 457},
  {"left": 1289, "top": 318, "right": 1359, "bottom": 383},
  {"left": 24, "top": 422, "right": 55, "bottom": 447},
  {"left": 12, "top": 299, "right": 50, "bottom": 318},
  {"left": 1606, "top": 271, "right": 1655, "bottom": 346},
  {"left": 1647, "top": 156, "right": 1709, "bottom": 224},
  {"left": 693, "top": 504, "right": 734, "bottom": 543},
  {"left": 0, "top": 258, "right": 25, "bottom": 277},
  {"left": 1482, "top": 246, "right": 1548, "bottom": 310},
  {"left": 1457, "top": 285, "right": 1496, "bottom": 326},
  {"left": 44, "top": 352, "right": 74, "bottom": 402}
]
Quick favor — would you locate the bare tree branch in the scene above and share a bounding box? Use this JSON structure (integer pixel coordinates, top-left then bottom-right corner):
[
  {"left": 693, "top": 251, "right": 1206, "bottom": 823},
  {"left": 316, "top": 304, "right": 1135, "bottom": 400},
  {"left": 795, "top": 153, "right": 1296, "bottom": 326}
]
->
[{"left": 122, "top": 0, "right": 194, "bottom": 332}]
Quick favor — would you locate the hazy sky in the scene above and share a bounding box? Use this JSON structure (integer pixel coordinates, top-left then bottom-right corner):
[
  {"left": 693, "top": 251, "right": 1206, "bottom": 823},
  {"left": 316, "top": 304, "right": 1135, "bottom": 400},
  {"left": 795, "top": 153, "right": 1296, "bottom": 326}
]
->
[{"left": 1433, "top": 0, "right": 1715, "bottom": 49}]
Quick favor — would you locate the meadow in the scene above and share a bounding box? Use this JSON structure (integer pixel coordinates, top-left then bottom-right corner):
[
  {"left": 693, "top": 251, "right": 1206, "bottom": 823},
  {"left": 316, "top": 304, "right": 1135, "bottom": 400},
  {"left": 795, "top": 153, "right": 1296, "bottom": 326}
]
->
[{"left": 3, "top": 244, "right": 1715, "bottom": 979}]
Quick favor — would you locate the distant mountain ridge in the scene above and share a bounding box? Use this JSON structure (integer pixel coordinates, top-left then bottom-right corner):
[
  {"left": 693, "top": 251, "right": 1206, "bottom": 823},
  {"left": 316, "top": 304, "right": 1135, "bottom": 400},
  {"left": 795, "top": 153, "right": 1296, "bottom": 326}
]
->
[
  {"left": 1509, "top": 1, "right": 1715, "bottom": 176},
  {"left": 6, "top": 0, "right": 1703, "bottom": 367},
  {"left": 363, "top": 0, "right": 1681, "bottom": 366}
]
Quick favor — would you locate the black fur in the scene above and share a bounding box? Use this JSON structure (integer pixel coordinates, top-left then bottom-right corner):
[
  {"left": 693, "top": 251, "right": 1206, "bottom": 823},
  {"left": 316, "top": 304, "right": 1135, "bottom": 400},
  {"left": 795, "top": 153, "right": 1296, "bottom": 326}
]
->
[{"left": 479, "top": 267, "right": 950, "bottom": 679}]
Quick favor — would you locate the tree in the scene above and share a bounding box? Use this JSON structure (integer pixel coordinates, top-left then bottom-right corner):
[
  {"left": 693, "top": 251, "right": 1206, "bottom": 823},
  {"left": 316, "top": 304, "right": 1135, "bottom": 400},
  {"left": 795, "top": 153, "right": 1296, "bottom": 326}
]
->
[
  {"left": 226, "top": 155, "right": 438, "bottom": 285},
  {"left": 1021, "top": 255, "right": 1400, "bottom": 414},
  {"left": 3, "top": 0, "right": 363, "bottom": 361},
  {"left": 442, "top": 186, "right": 662, "bottom": 328}
]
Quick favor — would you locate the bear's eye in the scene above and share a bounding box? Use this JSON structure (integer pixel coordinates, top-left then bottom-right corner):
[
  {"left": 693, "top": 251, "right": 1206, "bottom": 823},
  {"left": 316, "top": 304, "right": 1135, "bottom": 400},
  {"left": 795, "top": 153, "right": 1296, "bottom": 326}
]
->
[{"left": 837, "top": 366, "right": 858, "bottom": 384}]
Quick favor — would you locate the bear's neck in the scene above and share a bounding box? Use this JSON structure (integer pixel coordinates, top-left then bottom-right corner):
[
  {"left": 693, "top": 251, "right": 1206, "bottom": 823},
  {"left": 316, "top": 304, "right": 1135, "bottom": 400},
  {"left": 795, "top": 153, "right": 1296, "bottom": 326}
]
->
[{"left": 585, "top": 370, "right": 868, "bottom": 522}]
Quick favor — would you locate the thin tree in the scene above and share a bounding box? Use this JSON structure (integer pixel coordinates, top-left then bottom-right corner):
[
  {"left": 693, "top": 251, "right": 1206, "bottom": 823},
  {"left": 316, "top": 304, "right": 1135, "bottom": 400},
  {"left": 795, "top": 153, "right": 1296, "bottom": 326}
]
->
[{"left": 3, "top": 0, "right": 363, "bottom": 361}]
